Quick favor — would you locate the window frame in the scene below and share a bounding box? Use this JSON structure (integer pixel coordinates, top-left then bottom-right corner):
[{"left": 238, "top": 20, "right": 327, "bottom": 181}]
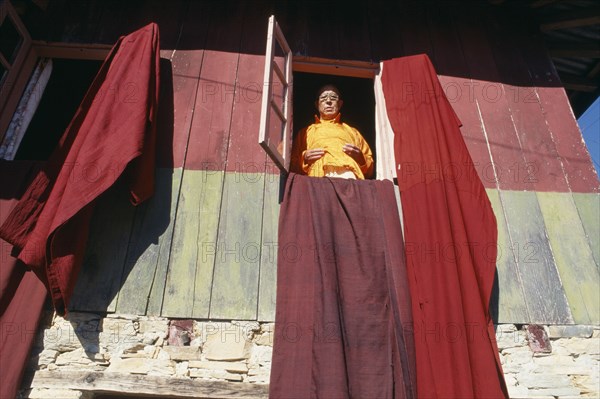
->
[
  {"left": 258, "top": 15, "right": 293, "bottom": 173},
  {"left": 258, "top": 16, "right": 396, "bottom": 179},
  {"left": 0, "top": 0, "right": 111, "bottom": 156}
]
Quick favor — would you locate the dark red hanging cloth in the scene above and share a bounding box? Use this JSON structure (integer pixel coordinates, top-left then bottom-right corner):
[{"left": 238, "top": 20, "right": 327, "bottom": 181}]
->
[
  {"left": 270, "top": 173, "right": 416, "bottom": 398},
  {"left": 0, "top": 23, "right": 160, "bottom": 318},
  {"left": 382, "top": 54, "right": 508, "bottom": 398},
  {"left": 0, "top": 161, "right": 48, "bottom": 399}
]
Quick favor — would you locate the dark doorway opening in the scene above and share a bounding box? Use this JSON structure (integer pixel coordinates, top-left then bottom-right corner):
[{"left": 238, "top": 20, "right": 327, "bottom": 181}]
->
[
  {"left": 15, "top": 58, "right": 102, "bottom": 160},
  {"left": 292, "top": 71, "right": 376, "bottom": 178}
]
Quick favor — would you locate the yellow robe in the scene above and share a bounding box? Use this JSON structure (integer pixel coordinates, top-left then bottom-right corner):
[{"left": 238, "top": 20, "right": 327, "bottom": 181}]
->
[{"left": 291, "top": 114, "right": 374, "bottom": 179}]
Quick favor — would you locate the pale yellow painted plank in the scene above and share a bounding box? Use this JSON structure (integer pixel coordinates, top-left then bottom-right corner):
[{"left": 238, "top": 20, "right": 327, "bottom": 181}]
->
[
  {"left": 500, "top": 190, "right": 573, "bottom": 324},
  {"left": 257, "top": 173, "right": 282, "bottom": 322},
  {"left": 486, "top": 189, "right": 530, "bottom": 324},
  {"left": 116, "top": 168, "right": 182, "bottom": 316},
  {"left": 192, "top": 171, "right": 226, "bottom": 318},
  {"left": 572, "top": 192, "right": 600, "bottom": 269},
  {"left": 162, "top": 169, "right": 223, "bottom": 318},
  {"left": 538, "top": 192, "right": 599, "bottom": 324},
  {"left": 69, "top": 183, "right": 136, "bottom": 313},
  {"left": 208, "top": 172, "right": 265, "bottom": 320}
]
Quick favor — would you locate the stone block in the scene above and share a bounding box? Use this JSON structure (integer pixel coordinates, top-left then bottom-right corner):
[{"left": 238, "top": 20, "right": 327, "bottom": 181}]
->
[
  {"left": 203, "top": 325, "right": 251, "bottom": 361},
  {"left": 526, "top": 325, "right": 552, "bottom": 353},
  {"left": 168, "top": 320, "right": 194, "bottom": 346},
  {"left": 55, "top": 348, "right": 107, "bottom": 366},
  {"left": 161, "top": 345, "right": 201, "bottom": 361},
  {"left": 532, "top": 354, "right": 574, "bottom": 366},
  {"left": 209, "top": 370, "right": 244, "bottom": 381},
  {"left": 37, "top": 349, "right": 59, "bottom": 366},
  {"left": 528, "top": 387, "right": 580, "bottom": 397},
  {"left": 138, "top": 318, "right": 169, "bottom": 335},
  {"left": 189, "top": 368, "right": 212, "bottom": 379},
  {"left": 106, "top": 358, "right": 174, "bottom": 375},
  {"left": 249, "top": 345, "right": 273, "bottom": 368},
  {"left": 26, "top": 388, "right": 93, "bottom": 399},
  {"left": 548, "top": 325, "right": 594, "bottom": 339},
  {"left": 516, "top": 373, "right": 572, "bottom": 389},
  {"left": 506, "top": 384, "right": 528, "bottom": 398},
  {"left": 188, "top": 360, "right": 248, "bottom": 373},
  {"left": 247, "top": 368, "right": 270, "bottom": 384},
  {"left": 255, "top": 331, "right": 274, "bottom": 346},
  {"left": 175, "top": 361, "right": 189, "bottom": 377}
]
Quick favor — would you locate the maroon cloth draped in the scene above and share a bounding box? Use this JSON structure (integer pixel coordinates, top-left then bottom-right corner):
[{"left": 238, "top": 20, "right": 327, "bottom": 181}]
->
[
  {"left": 382, "top": 55, "right": 508, "bottom": 398},
  {"left": 0, "top": 23, "right": 160, "bottom": 315},
  {"left": 270, "top": 173, "right": 416, "bottom": 399},
  {"left": 0, "top": 161, "right": 48, "bottom": 399}
]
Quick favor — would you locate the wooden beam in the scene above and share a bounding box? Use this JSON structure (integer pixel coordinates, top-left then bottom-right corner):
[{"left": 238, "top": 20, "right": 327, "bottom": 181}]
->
[
  {"left": 559, "top": 72, "right": 598, "bottom": 92},
  {"left": 540, "top": 7, "right": 600, "bottom": 31},
  {"left": 29, "top": 371, "right": 269, "bottom": 398},
  {"left": 530, "top": 0, "right": 562, "bottom": 8},
  {"left": 547, "top": 42, "right": 600, "bottom": 58},
  {"left": 31, "top": 41, "right": 112, "bottom": 60},
  {"left": 292, "top": 56, "right": 379, "bottom": 78}
]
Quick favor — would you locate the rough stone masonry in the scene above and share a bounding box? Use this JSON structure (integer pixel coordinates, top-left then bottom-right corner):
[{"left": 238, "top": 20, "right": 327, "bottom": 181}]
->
[{"left": 18, "top": 311, "right": 600, "bottom": 399}]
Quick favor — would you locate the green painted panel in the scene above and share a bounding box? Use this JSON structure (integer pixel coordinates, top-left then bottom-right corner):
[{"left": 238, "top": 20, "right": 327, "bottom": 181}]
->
[
  {"left": 69, "top": 183, "right": 136, "bottom": 313},
  {"left": 209, "top": 172, "right": 265, "bottom": 320},
  {"left": 573, "top": 193, "right": 600, "bottom": 270},
  {"left": 538, "top": 192, "right": 599, "bottom": 324},
  {"left": 191, "top": 171, "right": 226, "bottom": 318},
  {"left": 257, "top": 173, "right": 282, "bottom": 322},
  {"left": 116, "top": 168, "right": 182, "bottom": 315},
  {"left": 486, "top": 189, "right": 530, "bottom": 324},
  {"left": 162, "top": 169, "right": 223, "bottom": 318},
  {"left": 500, "top": 190, "right": 573, "bottom": 324}
]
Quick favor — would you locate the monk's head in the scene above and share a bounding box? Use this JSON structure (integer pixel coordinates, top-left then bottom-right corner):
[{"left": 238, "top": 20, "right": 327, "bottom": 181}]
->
[{"left": 315, "top": 84, "right": 343, "bottom": 120}]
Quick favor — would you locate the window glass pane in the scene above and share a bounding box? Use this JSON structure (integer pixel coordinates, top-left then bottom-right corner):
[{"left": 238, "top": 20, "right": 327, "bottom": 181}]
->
[
  {"left": 268, "top": 103, "right": 285, "bottom": 157},
  {"left": 0, "top": 16, "right": 23, "bottom": 64}
]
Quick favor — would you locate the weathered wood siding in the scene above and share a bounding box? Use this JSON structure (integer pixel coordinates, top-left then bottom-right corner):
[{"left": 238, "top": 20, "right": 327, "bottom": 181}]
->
[{"left": 21, "top": 0, "right": 597, "bottom": 324}]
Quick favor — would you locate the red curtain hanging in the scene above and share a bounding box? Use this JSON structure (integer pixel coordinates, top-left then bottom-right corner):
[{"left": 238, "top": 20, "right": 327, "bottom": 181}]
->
[
  {"left": 382, "top": 54, "right": 508, "bottom": 398},
  {"left": 270, "top": 174, "right": 416, "bottom": 398},
  {"left": 0, "top": 24, "right": 159, "bottom": 398},
  {"left": 0, "top": 161, "right": 48, "bottom": 399},
  {"left": 0, "top": 23, "right": 160, "bottom": 315}
]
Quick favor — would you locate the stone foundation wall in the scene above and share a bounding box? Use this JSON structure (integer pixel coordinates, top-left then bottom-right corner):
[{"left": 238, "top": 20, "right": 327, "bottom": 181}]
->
[{"left": 19, "top": 312, "right": 599, "bottom": 398}]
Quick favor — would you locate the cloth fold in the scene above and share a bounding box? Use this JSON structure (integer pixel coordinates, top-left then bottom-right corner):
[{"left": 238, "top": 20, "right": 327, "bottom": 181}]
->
[
  {"left": 270, "top": 173, "right": 416, "bottom": 399},
  {"left": 0, "top": 23, "right": 160, "bottom": 315},
  {"left": 382, "top": 54, "right": 508, "bottom": 398}
]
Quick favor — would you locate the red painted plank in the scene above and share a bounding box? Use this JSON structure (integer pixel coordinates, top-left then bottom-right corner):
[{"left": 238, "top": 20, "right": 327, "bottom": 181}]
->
[
  {"left": 515, "top": 23, "right": 599, "bottom": 193},
  {"left": 538, "top": 87, "right": 600, "bottom": 193},
  {"left": 492, "top": 13, "right": 569, "bottom": 193},
  {"left": 184, "top": 2, "right": 244, "bottom": 171},
  {"left": 156, "top": 1, "right": 212, "bottom": 168},
  {"left": 430, "top": 6, "right": 496, "bottom": 188},
  {"left": 466, "top": 9, "right": 537, "bottom": 192}
]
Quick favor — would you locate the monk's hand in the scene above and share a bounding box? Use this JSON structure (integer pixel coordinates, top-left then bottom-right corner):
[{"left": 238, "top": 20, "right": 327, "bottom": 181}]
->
[
  {"left": 304, "top": 148, "right": 325, "bottom": 164},
  {"left": 343, "top": 144, "right": 366, "bottom": 165}
]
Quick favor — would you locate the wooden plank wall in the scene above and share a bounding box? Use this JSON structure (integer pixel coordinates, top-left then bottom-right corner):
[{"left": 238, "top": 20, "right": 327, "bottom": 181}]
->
[{"left": 60, "top": 1, "right": 599, "bottom": 324}]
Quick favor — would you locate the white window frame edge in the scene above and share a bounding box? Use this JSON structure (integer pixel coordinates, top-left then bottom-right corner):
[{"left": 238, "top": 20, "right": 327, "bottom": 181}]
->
[
  {"left": 0, "top": 0, "right": 33, "bottom": 140},
  {"left": 258, "top": 15, "right": 293, "bottom": 173},
  {"left": 374, "top": 63, "right": 404, "bottom": 232},
  {"left": 374, "top": 63, "right": 397, "bottom": 182},
  {"left": 0, "top": 57, "right": 52, "bottom": 160}
]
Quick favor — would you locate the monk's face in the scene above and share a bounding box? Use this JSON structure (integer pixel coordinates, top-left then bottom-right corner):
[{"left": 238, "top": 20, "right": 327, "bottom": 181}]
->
[{"left": 317, "top": 90, "right": 343, "bottom": 120}]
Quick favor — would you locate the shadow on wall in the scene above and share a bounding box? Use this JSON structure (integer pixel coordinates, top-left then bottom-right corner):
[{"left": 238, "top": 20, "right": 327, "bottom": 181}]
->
[{"left": 67, "top": 58, "right": 175, "bottom": 326}]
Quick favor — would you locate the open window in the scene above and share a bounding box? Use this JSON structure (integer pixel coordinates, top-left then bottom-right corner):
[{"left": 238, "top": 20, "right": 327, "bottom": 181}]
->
[
  {"left": 258, "top": 15, "right": 293, "bottom": 172},
  {"left": 0, "top": 1, "right": 108, "bottom": 161},
  {"left": 258, "top": 15, "right": 396, "bottom": 180}
]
